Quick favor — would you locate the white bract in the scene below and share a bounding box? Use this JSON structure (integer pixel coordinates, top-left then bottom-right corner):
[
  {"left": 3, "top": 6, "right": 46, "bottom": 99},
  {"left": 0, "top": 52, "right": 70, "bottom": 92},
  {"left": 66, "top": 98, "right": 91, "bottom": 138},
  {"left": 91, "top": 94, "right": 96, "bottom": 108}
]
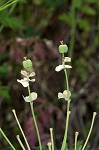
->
[
  {"left": 64, "top": 57, "right": 71, "bottom": 62},
  {"left": 23, "top": 92, "right": 38, "bottom": 102},
  {"left": 21, "top": 70, "right": 35, "bottom": 77},
  {"left": 17, "top": 78, "right": 29, "bottom": 87},
  {"left": 17, "top": 70, "right": 36, "bottom": 87},
  {"left": 58, "top": 90, "right": 71, "bottom": 100},
  {"left": 55, "top": 65, "right": 72, "bottom": 72}
]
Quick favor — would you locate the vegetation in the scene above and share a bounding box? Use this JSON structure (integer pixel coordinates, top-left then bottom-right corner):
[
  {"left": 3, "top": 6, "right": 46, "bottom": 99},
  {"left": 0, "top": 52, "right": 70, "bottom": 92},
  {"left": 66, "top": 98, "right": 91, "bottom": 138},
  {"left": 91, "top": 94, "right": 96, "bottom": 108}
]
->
[{"left": 0, "top": 0, "right": 98, "bottom": 149}]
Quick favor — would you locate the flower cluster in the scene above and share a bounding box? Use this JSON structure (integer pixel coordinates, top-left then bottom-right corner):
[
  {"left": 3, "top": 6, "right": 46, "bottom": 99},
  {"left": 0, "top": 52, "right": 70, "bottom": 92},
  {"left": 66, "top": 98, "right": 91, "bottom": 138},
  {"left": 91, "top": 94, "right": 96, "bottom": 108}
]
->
[
  {"left": 55, "top": 42, "right": 72, "bottom": 101},
  {"left": 17, "top": 70, "right": 35, "bottom": 87},
  {"left": 17, "top": 58, "right": 38, "bottom": 102}
]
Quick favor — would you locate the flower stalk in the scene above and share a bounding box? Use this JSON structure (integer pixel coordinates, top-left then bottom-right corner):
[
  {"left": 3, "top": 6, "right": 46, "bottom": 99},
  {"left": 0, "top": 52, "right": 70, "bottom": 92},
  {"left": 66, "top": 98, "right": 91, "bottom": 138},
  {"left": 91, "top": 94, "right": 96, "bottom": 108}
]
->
[
  {"left": 16, "top": 135, "right": 26, "bottom": 150},
  {"left": 74, "top": 132, "right": 79, "bottom": 150},
  {"left": 17, "top": 58, "right": 42, "bottom": 150},
  {"left": 82, "top": 112, "right": 97, "bottom": 150},
  {"left": 47, "top": 142, "right": 52, "bottom": 150},
  {"left": 0, "top": 127, "right": 16, "bottom": 150},
  {"left": 27, "top": 80, "right": 42, "bottom": 150},
  {"left": 12, "top": 109, "right": 31, "bottom": 150},
  {"left": 50, "top": 128, "right": 54, "bottom": 150},
  {"left": 61, "top": 53, "right": 71, "bottom": 150}
]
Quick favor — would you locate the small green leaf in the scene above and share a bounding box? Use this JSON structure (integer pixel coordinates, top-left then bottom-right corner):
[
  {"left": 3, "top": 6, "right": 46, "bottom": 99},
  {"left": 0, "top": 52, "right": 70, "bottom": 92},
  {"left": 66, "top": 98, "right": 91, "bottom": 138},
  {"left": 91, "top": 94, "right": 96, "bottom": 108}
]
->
[
  {"left": 76, "top": 141, "right": 83, "bottom": 150},
  {"left": 0, "top": 85, "right": 10, "bottom": 99},
  {"left": 77, "top": 19, "right": 90, "bottom": 32},
  {"left": 1, "top": 16, "right": 22, "bottom": 29},
  {"left": 80, "top": 5, "right": 96, "bottom": 15},
  {"left": 59, "top": 13, "right": 72, "bottom": 26}
]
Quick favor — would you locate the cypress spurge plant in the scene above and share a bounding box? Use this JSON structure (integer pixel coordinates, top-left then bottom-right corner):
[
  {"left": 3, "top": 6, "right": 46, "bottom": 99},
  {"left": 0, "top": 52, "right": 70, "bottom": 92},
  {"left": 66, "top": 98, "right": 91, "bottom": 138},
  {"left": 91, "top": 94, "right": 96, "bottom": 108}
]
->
[{"left": 0, "top": 43, "right": 97, "bottom": 150}]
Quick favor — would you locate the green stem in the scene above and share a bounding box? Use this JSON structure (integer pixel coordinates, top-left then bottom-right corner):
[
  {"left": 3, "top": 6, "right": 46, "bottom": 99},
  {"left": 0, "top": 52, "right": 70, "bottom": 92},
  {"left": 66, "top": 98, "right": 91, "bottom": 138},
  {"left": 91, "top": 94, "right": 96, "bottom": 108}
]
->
[
  {"left": 12, "top": 109, "right": 31, "bottom": 150},
  {"left": 50, "top": 128, "right": 54, "bottom": 150},
  {"left": 69, "top": 0, "right": 77, "bottom": 59},
  {"left": 74, "top": 132, "right": 79, "bottom": 150},
  {"left": 0, "top": 0, "right": 18, "bottom": 11},
  {"left": 61, "top": 111, "right": 71, "bottom": 150},
  {"left": 0, "top": 128, "right": 16, "bottom": 150},
  {"left": 16, "top": 135, "right": 26, "bottom": 150},
  {"left": 61, "top": 54, "right": 71, "bottom": 150},
  {"left": 82, "top": 112, "right": 97, "bottom": 150},
  {"left": 27, "top": 85, "right": 42, "bottom": 150}
]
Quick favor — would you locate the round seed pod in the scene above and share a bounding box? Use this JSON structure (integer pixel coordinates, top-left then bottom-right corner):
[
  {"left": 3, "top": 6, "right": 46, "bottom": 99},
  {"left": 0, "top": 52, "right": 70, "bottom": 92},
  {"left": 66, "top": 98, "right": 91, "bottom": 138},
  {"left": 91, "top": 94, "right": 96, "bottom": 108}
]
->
[
  {"left": 23, "top": 59, "right": 32, "bottom": 70},
  {"left": 59, "top": 44, "right": 68, "bottom": 53}
]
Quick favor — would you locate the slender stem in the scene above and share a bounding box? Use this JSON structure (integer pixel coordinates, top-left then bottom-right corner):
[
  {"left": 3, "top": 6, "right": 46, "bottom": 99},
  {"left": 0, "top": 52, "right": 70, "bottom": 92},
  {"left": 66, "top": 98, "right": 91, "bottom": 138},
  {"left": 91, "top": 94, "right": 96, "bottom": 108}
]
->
[
  {"left": 64, "top": 69, "right": 70, "bottom": 101},
  {"left": 0, "top": 128, "right": 16, "bottom": 150},
  {"left": 12, "top": 109, "right": 31, "bottom": 150},
  {"left": 27, "top": 85, "right": 42, "bottom": 150},
  {"left": 50, "top": 128, "right": 54, "bottom": 150},
  {"left": 47, "top": 142, "right": 52, "bottom": 150},
  {"left": 61, "top": 111, "right": 71, "bottom": 150},
  {"left": 0, "top": 0, "right": 18, "bottom": 11},
  {"left": 62, "top": 53, "right": 70, "bottom": 98},
  {"left": 69, "top": 0, "right": 77, "bottom": 59},
  {"left": 74, "top": 132, "right": 79, "bottom": 150},
  {"left": 61, "top": 54, "right": 71, "bottom": 150},
  {"left": 16, "top": 135, "right": 26, "bottom": 150},
  {"left": 82, "top": 112, "right": 97, "bottom": 150}
]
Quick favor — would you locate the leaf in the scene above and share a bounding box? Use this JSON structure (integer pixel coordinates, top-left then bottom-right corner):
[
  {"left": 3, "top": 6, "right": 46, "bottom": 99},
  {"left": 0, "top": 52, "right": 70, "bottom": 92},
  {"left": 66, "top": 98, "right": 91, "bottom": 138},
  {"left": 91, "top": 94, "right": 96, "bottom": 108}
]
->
[
  {"left": 74, "top": 0, "right": 83, "bottom": 8},
  {"left": 1, "top": 16, "right": 23, "bottom": 29},
  {"left": 80, "top": 5, "right": 96, "bottom": 15},
  {"left": 77, "top": 19, "right": 90, "bottom": 32},
  {"left": 45, "top": 0, "right": 64, "bottom": 8},
  {"left": 0, "top": 52, "right": 7, "bottom": 61},
  {"left": 0, "top": 85, "right": 10, "bottom": 99},
  {"left": 59, "top": 13, "right": 72, "bottom": 26},
  {"left": 0, "top": 11, "right": 23, "bottom": 29},
  {"left": 76, "top": 141, "right": 83, "bottom": 150},
  {"left": 0, "top": 63, "right": 9, "bottom": 75}
]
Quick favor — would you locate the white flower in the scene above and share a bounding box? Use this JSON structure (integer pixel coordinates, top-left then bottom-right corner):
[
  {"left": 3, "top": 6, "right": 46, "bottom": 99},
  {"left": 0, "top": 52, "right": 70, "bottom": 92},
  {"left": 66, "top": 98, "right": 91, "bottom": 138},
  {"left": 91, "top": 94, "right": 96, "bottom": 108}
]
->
[
  {"left": 55, "top": 65, "right": 72, "bottom": 72},
  {"left": 17, "top": 76, "right": 35, "bottom": 87},
  {"left": 58, "top": 90, "right": 71, "bottom": 100},
  {"left": 17, "top": 78, "right": 29, "bottom": 87},
  {"left": 64, "top": 57, "right": 71, "bottom": 62},
  {"left": 23, "top": 92, "right": 37, "bottom": 102}
]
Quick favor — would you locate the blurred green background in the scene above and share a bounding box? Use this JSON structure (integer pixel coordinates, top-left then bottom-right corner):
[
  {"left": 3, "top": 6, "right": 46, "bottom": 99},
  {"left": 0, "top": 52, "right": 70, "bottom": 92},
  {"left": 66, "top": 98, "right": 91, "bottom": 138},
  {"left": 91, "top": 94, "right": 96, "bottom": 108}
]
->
[{"left": 0, "top": 0, "right": 99, "bottom": 149}]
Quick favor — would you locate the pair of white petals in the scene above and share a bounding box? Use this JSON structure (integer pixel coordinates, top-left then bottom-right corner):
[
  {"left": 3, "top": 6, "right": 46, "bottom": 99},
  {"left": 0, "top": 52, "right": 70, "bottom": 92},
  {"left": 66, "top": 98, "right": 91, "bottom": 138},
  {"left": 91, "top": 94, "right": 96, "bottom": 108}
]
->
[
  {"left": 17, "top": 78, "right": 35, "bottom": 87},
  {"left": 23, "top": 92, "right": 37, "bottom": 102},
  {"left": 17, "top": 70, "right": 36, "bottom": 87},
  {"left": 58, "top": 90, "right": 71, "bottom": 100},
  {"left": 21, "top": 70, "right": 35, "bottom": 77},
  {"left": 55, "top": 57, "right": 72, "bottom": 72},
  {"left": 55, "top": 65, "right": 72, "bottom": 72}
]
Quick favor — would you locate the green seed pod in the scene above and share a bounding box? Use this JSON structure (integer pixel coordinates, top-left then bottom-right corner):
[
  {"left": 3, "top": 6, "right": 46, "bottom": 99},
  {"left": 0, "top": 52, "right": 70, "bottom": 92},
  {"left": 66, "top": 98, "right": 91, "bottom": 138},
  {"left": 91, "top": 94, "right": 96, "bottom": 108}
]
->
[
  {"left": 59, "top": 44, "right": 68, "bottom": 54},
  {"left": 23, "top": 59, "right": 32, "bottom": 70}
]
